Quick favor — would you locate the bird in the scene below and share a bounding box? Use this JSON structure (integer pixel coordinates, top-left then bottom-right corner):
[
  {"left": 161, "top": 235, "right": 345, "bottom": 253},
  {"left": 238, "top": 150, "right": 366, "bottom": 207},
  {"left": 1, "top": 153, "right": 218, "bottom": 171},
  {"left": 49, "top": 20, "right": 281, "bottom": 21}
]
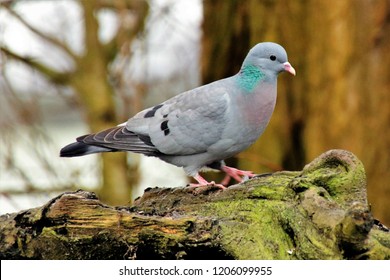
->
[{"left": 60, "top": 42, "right": 295, "bottom": 187}]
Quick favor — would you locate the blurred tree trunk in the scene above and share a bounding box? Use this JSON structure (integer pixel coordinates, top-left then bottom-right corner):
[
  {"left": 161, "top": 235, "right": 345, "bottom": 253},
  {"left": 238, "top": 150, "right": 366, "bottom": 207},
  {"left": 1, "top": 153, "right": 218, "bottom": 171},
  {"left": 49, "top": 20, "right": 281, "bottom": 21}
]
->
[
  {"left": 0, "top": 0, "right": 149, "bottom": 205},
  {"left": 70, "top": 0, "right": 139, "bottom": 205},
  {"left": 201, "top": 0, "right": 390, "bottom": 225}
]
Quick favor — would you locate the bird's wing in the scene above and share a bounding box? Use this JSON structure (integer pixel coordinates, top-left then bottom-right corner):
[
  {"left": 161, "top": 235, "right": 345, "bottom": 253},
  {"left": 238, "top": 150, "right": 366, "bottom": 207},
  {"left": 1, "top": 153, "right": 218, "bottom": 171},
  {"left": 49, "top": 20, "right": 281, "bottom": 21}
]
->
[
  {"left": 78, "top": 80, "right": 232, "bottom": 157},
  {"left": 126, "top": 81, "right": 231, "bottom": 156}
]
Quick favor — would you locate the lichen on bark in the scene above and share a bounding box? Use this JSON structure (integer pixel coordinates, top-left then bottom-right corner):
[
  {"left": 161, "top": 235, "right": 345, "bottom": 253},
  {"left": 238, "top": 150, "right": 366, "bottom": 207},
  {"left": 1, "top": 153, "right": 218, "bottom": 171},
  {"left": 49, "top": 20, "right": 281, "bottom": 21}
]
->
[{"left": 0, "top": 150, "right": 389, "bottom": 259}]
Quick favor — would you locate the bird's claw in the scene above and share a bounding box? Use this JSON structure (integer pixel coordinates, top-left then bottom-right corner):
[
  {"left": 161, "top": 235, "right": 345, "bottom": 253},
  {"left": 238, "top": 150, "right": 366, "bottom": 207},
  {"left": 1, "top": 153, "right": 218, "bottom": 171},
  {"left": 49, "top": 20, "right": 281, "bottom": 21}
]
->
[
  {"left": 188, "top": 181, "right": 226, "bottom": 189},
  {"left": 221, "top": 166, "right": 255, "bottom": 184}
]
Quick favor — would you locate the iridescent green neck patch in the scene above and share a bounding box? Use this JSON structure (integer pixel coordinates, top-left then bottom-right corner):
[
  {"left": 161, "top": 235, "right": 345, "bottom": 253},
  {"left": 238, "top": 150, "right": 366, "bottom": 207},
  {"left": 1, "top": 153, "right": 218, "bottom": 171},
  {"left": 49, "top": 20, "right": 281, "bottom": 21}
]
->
[{"left": 236, "top": 65, "right": 265, "bottom": 92}]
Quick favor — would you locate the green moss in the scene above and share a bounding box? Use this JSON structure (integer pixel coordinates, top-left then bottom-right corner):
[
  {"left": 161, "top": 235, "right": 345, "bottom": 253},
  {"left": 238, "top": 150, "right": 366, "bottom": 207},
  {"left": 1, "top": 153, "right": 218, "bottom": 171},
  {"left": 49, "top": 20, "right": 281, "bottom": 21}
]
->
[
  {"left": 191, "top": 166, "right": 354, "bottom": 259},
  {"left": 197, "top": 197, "right": 294, "bottom": 259},
  {"left": 301, "top": 149, "right": 367, "bottom": 207},
  {"left": 279, "top": 207, "right": 341, "bottom": 259},
  {"left": 247, "top": 172, "right": 298, "bottom": 201}
]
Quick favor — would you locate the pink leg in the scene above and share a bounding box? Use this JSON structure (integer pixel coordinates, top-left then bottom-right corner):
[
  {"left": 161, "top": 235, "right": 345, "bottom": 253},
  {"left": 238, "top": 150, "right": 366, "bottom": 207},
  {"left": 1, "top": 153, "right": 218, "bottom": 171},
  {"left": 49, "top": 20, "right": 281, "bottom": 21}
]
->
[
  {"left": 190, "top": 173, "right": 226, "bottom": 189},
  {"left": 220, "top": 173, "right": 232, "bottom": 186},
  {"left": 222, "top": 166, "right": 255, "bottom": 183}
]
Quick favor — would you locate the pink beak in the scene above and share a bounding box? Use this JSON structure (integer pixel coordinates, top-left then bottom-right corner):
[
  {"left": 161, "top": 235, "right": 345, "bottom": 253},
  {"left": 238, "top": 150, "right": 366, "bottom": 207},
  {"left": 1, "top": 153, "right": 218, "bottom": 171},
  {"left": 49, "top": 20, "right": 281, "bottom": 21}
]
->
[{"left": 283, "top": 62, "right": 296, "bottom": 76}]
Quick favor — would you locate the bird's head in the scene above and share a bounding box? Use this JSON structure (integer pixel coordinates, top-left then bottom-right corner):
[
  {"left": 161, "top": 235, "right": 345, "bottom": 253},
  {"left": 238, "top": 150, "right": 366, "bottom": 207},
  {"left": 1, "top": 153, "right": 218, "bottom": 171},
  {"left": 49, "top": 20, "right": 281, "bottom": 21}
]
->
[{"left": 243, "top": 42, "right": 296, "bottom": 77}]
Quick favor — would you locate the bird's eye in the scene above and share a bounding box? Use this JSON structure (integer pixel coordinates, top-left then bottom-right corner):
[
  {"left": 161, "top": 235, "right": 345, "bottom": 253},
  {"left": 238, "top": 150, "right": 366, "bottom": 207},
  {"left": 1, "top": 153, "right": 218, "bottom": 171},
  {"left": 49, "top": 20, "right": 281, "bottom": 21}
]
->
[{"left": 270, "top": 55, "right": 276, "bottom": 61}]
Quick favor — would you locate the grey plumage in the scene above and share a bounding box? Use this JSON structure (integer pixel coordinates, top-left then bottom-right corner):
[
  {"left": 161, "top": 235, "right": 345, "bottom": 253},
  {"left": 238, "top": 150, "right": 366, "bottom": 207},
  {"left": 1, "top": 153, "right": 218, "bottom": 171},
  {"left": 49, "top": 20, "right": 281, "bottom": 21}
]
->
[{"left": 60, "top": 42, "right": 295, "bottom": 186}]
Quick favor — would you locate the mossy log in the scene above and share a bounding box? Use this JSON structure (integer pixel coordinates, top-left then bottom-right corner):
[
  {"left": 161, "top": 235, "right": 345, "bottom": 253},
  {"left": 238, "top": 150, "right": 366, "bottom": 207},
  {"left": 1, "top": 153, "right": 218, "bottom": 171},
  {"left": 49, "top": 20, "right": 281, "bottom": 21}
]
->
[{"left": 0, "top": 150, "right": 389, "bottom": 260}]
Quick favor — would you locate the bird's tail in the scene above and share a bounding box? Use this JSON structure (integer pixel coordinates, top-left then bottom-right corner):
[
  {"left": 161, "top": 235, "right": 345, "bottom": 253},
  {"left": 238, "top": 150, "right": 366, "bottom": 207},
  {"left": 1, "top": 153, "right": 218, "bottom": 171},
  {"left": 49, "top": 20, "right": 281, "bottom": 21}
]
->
[
  {"left": 60, "top": 126, "right": 160, "bottom": 158},
  {"left": 60, "top": 142, "right": 115, "bottom": 157}
]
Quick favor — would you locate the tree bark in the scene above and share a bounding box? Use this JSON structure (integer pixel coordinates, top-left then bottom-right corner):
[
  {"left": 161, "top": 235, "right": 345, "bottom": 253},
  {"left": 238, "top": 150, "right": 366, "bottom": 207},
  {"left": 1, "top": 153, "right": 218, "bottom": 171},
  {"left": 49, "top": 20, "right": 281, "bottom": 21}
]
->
[{"left": 0, "top": 150, "right": 389, "bottom": 260}]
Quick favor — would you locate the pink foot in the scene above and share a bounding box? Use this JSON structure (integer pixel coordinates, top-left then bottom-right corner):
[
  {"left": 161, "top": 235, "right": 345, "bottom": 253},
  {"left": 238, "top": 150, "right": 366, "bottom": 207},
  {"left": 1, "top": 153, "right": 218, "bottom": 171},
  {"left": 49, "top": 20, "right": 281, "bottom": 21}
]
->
[
  {"left": 222, "top": 166, "right": 255, "bottom": 183},
  {"left": 190, "top": 174, "right": 226, "bottom": 189}
]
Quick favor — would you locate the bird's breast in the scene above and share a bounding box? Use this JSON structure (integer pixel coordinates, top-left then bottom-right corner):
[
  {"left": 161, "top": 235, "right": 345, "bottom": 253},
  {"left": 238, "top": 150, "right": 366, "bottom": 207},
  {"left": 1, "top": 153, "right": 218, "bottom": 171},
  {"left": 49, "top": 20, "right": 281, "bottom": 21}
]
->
[{"left": 237, "top": 83, "right": 277, "bottom": 128}]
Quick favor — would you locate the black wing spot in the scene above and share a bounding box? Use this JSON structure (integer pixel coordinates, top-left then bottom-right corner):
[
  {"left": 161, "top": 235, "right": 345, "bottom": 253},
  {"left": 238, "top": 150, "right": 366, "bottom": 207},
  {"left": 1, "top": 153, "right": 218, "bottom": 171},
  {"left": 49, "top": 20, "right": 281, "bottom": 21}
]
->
[
  {"left": 160, "top": 120, "right": 170, "bottom": 136},
  {"left": 144, "top": 104, "right": 163, "bottom": 118},
  {"left": 138, "top": 134, "right": 154, "bottom": 147},
  {"left": 161, "top": 120, "right": 168, "bottom": 130}
]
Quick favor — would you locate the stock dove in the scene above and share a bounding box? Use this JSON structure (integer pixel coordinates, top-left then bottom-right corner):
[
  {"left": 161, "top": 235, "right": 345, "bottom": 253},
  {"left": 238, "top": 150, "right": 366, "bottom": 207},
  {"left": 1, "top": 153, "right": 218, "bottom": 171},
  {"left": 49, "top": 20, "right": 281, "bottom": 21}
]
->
[{"left": 60, "top": 42, "right": 296, "bottom": 187}]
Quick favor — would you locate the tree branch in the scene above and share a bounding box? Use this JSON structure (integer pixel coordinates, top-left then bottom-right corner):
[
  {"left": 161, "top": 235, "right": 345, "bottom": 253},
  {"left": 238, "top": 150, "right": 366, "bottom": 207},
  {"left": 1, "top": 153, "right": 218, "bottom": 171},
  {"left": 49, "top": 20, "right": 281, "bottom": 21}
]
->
[
  {"left": 1, "top": 4, "right": 78, "bottom": 61},
  {"left": 0, "top": 46, "right": 72, "bottom": 85},
  {"left": 0, "top": 150, "right": 389, "bottom": 260},
  {"left": 101, "top": 0, "right": 149, "bottom": 63},
  {"left": 96, "top": 0, "right": 149, "bottom": 10}
]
